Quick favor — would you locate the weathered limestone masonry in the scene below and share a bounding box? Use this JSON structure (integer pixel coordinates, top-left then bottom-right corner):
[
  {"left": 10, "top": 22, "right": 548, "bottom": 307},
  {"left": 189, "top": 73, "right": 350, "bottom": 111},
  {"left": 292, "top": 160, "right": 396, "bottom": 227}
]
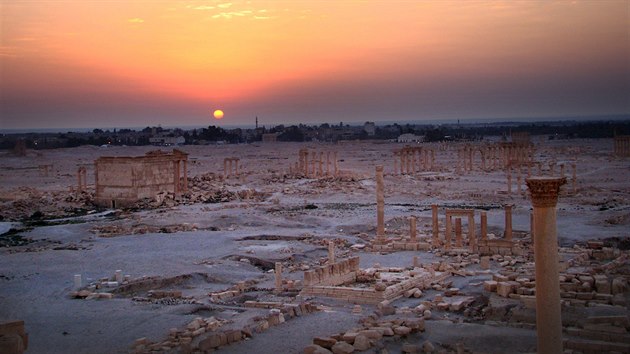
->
[
  {"left": 443, "top": 209, "right": 476, "bottom": 252},
  {"left": 0, "top": 320, "right": 28, "bottom": 354},
  {"left": 431, "top": 205, "right": 517, "bottom": 255},
  {"left": 526, "top": 176, "right": 566, "bottom": 354},
  {"left": 77, "top": 166, "right": 87, "bottom": 192},
  {"left": 302, "top": 257, "right": 360, "bottom": 287},
  {"left": 223, "top": 157, "right": 239, "bottom": 178},
  {"left": 392, "top": 145, "right": 435, "bottom": 174},
  {"left": 375, "top": 166, "right": 386, "bottom": 244},
  {"left": 613, "top": 135, "right": 630, "bottom": 157},
  {"left": 94, "top": 149, "right": 188, "bottom": 208},
  {"left": 296, "top": 148, "right": 338, "bottom": 177},
  {"left": 301, "top": 258, "right": 449, "bottom": 304},
  {"left": 477, "top": 205, "right": 517, "bottom": 256}
]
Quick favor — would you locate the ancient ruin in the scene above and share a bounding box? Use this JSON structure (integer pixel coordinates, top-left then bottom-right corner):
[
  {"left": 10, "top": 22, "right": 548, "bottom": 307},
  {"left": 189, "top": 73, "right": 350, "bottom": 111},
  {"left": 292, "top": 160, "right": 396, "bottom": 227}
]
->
[
  {"left": 94, "top": 149, "right": 188, "bottom": 207},
  {"left": 1, "top": 135, "right": 629, "bottom": 354}
]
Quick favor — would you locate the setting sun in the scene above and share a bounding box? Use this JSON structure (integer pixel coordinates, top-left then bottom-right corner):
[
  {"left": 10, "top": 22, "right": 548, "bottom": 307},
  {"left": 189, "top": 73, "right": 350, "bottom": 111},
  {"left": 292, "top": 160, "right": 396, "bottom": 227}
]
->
[{"left": 213, "top": 109, "right": 224, "bottom": 120}]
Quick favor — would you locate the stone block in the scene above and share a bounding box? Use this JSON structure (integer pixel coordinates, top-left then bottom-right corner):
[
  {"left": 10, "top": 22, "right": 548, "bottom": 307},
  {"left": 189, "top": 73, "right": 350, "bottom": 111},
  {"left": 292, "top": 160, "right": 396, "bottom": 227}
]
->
[
  {"left": 304, "top": 344, "right": 333, "bottom": 354},
  {"left": 401, "top": 343, "right": 420, "bottom": 353},
  {"left": 496, "top": 282, "right": 516, "bottom": 297},
  {"left": 331, "top": 341, "right": 354, "bottom": 354},
  {"left": 483, "top": 280, "right": 497, "bottom": 292},
  {"left": 353, "top": 334, "right": 371, "bottom": 351},
  {"left": 480, "top": 256, "right": 490, "bottom": 270},
  {"left": 314, "top": 337, "right": 337, "bottom": 349}
]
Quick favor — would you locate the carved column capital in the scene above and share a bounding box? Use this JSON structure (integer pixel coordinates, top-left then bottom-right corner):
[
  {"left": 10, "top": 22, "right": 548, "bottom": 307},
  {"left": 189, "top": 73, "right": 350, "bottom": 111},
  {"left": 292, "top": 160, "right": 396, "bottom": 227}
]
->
[{"left": 526, "top": 177, "right": 566, "bottom": 207}]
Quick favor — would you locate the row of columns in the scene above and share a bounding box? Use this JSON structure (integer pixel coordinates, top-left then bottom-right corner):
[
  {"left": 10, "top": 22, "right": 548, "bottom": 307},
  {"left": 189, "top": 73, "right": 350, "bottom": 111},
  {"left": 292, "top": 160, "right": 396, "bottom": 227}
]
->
[
  {"left": 296, "top": 149, "right": 338, "bottom": 178},
  {"left": 223, "top": 157, "right": 240, "bottom": 178},
  {"left": 507, "top": 162, "right": 577, "bottom": 195},
  {"left": 393, "top": 146, "right": 435, "bottom": 174},
  {"left": 455, "top": 143, "right": 534, "bottom": 174},
  {"left": 371, "top": 165, "right": 566, "bottom": 353}
]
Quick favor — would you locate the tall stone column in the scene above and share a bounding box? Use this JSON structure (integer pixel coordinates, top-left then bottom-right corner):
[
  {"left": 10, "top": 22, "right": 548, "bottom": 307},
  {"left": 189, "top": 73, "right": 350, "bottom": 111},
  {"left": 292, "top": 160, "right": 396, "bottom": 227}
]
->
[
  {"left": 409, "top": 217, "right": 417, "bottom": 243},
  {"left": 455, "top": 218, "right": 463, "bottom": 247},
  {"left": 571, "top": 163, "right": 577, "bottom": 194},
  {"left": 326, "top": 152, "right": 331, "bottom": 176},
  {"left": 182, "top": 160, "right": 188, "bottom": 192},
  {"left": 376, "top": 166, "right": 385, "bottom": 242},
  {"left": 507, "top": 170, "right": 512, "bottom": 195},
  {"left": 432, "top": 205, "right": 439, "bottom": 246},
  {"left": 480, "top": 211, "right": 488, "bottom": 241},
  {"left": 333, "top": 152, "right": 339, "bottom": 176},
  {"left": 526, "top": 177, "right": 566, "bottom": 354},
  {"left": 445, "top": 215, "right": 452, "bottom": 250},
  {"left": 504, "top": 204, "right": 513, "bottom": 241},
  {"left": 275, "top": 262, "right": 283, "bottom": 292},
  {"left": 328, "top": 241, "right": 335, "bottom": 264}
]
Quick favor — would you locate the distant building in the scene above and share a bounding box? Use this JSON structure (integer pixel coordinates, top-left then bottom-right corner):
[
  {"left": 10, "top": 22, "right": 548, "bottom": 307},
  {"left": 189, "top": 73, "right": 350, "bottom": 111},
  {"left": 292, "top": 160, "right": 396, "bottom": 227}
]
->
[
  {"left": 94, "top": 149, "right": 188, "bottom": 208},
  {"left": 364, "top": 122, "right": 376, "bottom": 136},
  {"left": 149, "top": 135, "right": 185, "bottom": 146},
  {"left": 397, "top": 133, "right": 424, "bottom": 143},
  {"left": 262, "top": 133, "right": 279, "bottom": 142}
]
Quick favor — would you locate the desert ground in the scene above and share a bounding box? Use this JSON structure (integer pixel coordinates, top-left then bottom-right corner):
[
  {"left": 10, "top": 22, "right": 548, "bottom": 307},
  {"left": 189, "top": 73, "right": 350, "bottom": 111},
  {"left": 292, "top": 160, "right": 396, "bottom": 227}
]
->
[{"left": 1, "top": 137, "right": 629, "bottom": 354}]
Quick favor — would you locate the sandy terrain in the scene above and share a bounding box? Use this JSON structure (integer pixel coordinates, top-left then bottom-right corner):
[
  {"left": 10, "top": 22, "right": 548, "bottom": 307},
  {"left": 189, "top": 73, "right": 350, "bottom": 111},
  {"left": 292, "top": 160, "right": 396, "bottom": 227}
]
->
[{"left": 1, "top": 137, "right": 628, "bottom": 353}]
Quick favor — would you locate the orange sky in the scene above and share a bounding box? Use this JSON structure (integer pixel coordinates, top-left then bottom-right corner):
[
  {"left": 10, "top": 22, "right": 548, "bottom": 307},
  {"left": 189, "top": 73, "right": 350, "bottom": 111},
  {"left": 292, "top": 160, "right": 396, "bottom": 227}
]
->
[{"left": 1, "top": 1, "right": 628, "bottom": 128}]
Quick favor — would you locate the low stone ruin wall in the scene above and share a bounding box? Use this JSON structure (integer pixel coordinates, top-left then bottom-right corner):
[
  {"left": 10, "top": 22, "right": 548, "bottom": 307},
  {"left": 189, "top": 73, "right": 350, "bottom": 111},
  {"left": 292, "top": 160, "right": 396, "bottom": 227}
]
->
[{"left": 303, "top": 257, "right": 360, "bottom": 287}]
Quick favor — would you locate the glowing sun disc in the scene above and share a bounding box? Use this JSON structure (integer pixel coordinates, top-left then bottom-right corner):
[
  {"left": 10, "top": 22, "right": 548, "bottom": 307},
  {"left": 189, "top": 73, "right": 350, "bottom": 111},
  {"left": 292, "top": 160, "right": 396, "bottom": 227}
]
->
[{"left": 213, "top": 109, "right": 224, "bottom": 119}]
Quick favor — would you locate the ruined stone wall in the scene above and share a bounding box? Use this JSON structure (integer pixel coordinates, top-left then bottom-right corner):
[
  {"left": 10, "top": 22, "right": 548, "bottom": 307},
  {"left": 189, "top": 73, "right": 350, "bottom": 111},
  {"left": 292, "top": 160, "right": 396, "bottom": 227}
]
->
[
  {"left": 94, "top": 151, "right": 186, "bottom": 207},
  {"left": 302, "top": 257, "right": 360, "bottom": 287}
]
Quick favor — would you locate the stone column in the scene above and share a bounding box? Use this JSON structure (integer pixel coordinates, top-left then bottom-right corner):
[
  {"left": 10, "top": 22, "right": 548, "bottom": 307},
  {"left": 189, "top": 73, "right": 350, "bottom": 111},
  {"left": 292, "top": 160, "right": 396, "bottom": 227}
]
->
[
  {"left": 77, "top": 168, "right": 83, "bottom": 192},
  {"left": 445, "top": 215, "right": 452, "bottom": 250},
  {"left": 326, "top": 152, "right": 331, "bottom": 176},
  {"left": 468, "top": 213, "right": 476, "bottom": 252},
  {"left": 455, "top": 218, "right": 463, "bottom": 247},
  {"left": 274, "top": 262, "right": 283, "bottom": 292},
  {"left": 430, "top": 149, "right": 435, "bottom": 171},
  {"left": 318, "top": 152, "right": 323, "bottom": 177},
  {"left": 333, "top": 152, "right": 339, "bottom": 176},
  {"left": 525, "top": 177, "right": 566, "bottom": 354},
  {"left": 504, "top": 204, "right": 513, "bottom": 241},
  {"left": 530, "top": 212, "right": 535, "bottom": 249},
  {"left": 182, "top": 160, "right": 188, "bottom": 192},
  {"left": 480, "top": 211, "right": 488, "bottom": 241},
  {"left": 328, "top": 241, "right": 335, "bottom": 264},
  {"left": 304, "top": 151, "right": 309, "bottom": 175},
  {"left": 409, "top": 217, "right": 417, "bottom": 243},
  {"left": 559, "top": 163, "right": 565, "bottom": 178},
  {"left": 432, "top": 205, "right": 439, "bottom": 246},
  {"left": 507, "top": 170, "right": 512, "bottom": 195},
  {"left": 411, "top": 150, "right": 416, "bottom": 173},
  {"left": 234, "top": 159, "right": 239, "bottom": 176},
  {"left": 393, "top": 152, "right": 398, "bottom": 175},
  {"left": 571, "top": 163, "right": 577, "bottom": 194},
  {"left": 400, "top": 151, "right": 405, "bottom": 174},
  {"left": 376, "top": 166, "right": 385, "bottom": 242},
  {"left": 74, "top": 274, "right": 82, "bottom": 289},
  {"left": 517, "top": 173, "right": 522, "bottom": 195}
]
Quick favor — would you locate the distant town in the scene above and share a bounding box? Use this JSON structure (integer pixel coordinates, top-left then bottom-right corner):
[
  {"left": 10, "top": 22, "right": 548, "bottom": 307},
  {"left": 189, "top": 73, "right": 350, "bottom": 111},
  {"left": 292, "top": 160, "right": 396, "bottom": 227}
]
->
[{"left": 1, "top": 119, "right": 629, "bottom": 151}]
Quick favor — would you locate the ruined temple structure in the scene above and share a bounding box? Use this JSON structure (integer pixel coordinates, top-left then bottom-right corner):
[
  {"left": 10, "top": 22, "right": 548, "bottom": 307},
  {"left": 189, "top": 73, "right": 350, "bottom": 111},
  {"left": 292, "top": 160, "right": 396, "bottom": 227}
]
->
[{"left": 94, "top": 149, "right": 188, "bottom": 208}]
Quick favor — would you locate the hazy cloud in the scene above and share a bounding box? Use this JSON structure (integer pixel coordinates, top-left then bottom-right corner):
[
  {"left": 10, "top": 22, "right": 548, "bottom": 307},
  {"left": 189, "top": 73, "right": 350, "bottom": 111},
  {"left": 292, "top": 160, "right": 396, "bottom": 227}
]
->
[{"left": 127, "top": 18, "right": 144, "bottom": 23}]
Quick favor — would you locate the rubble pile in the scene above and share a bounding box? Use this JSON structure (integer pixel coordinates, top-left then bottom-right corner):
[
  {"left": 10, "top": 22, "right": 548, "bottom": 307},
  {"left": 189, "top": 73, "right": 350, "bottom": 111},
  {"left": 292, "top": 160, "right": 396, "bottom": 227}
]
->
[{"left": 0, "top": 187, "right": 95, "bottom": 221}]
